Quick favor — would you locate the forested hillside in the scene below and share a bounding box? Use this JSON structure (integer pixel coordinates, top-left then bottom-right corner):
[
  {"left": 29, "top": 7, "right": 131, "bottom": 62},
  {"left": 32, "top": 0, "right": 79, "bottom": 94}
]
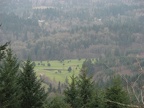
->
[
  {"left": 1, "top": 1, "right": 144, "bottom": 107},
  {"left": 1, "top": 44, "right": 144, "bottom": 107},
  {"left": 0, "top": 0, "right": 144, "bottom": 60}
]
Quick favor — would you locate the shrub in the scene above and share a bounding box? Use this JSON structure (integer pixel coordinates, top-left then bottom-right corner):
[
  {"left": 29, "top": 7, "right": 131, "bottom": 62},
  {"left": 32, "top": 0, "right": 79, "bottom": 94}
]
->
[
  {"left": 68, "top": 66, "right": 72, "bottom": 72},
  {"left": 48, "top": 63, "right": 51, "bottom": 67}
]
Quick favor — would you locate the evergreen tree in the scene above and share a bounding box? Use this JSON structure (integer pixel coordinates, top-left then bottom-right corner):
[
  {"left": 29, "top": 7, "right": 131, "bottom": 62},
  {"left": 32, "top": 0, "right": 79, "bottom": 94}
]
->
[
  {"left": 47, "top": 95, "right": 71, "bottom": 108},
  {"left": 48, "top": 83, "right": 53, "bottom": 93},
  {"left": 19, "top": 59, "right": 47, "bottom": 108},
  {"left": 65, "top": 76, "right": 68, "bottom": 84},
  {"left": 57, "top": 81, "right": 61, "bottom": 93},
  {"left": 65, "top": 69, "right": 99, "bottom": 108},
  {"left": 105, "top": 76, "right": 130, "bottom": 108},
  {"left": 89, "top": 88, "right": 106, "bottom": 108},
  {"left": 0, "top": 42, "right": 9, "bottom": 61},
  {"left": 77, "top": 68, "right": 94, "bottom": 108},
  {"left": 64, "top": 74, "right": 79, "bottom": 108},
  {"left": 0, "top": 48, "right": 21, "bottom": 108},
  {"left": 67, "top": 66, "right": 72, "bottom": 72},
  {"left": 82, "top": 59, "right": 94, "bottom": 75}
]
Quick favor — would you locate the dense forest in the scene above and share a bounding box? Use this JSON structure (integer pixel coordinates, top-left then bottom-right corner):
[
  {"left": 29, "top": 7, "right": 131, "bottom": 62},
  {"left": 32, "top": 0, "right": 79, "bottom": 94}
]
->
[
  {"left": 1, "top": 44, "right": 144, "bottom": 108},
  {"left": 0, "top": 0, "right": 144, "bottom": 60},
  {"left": 1, "top": 0, "right": 144, "bottom": 107}
]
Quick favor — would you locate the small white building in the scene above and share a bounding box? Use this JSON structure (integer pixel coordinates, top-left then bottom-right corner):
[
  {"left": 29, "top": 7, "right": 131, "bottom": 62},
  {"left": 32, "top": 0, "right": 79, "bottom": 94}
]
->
[{"left": 38, "top": 20, "right": 45, "bottom": 26}]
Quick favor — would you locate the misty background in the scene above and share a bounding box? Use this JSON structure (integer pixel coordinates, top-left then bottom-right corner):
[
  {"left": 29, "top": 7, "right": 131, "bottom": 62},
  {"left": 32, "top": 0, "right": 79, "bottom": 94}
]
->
[{"left": 0, "top": 0, "right": 144, "bottom": 60}]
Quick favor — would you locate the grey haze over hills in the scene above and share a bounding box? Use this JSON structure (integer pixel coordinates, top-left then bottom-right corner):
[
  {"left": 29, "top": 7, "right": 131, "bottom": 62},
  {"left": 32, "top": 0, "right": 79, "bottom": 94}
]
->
[{"left": 0, "top": 0, "right": 144, "bottom": 60}]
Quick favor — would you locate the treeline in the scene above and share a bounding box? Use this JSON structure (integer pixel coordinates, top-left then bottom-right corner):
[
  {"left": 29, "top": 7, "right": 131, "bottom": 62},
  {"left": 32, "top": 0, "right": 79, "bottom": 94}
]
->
[{"left": 0, "top": 43, "right": 144, "bottom": 108}]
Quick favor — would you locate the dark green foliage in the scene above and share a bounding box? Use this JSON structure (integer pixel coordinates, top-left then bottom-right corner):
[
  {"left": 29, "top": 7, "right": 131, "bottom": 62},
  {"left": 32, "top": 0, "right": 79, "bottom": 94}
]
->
[
  {"left": 47, "top": 95, "right": 71, "bottom": 108},
  {"left": 64, "top": 74, "right": 79, "bottom": 108},
  {"left": 65, "top": 68, "right": 95, "bottom": 108},
  {"left": 0, "top": 48, "right": 21, "bottom": 108},
  {"left": 67, "top": 66, "right": 72, "bottom": 72},
  {"left": 82, "top": 59, "right": 94, "bottom": 75},
  {"left": 78, "top": 69, "right": 94, "bottom": 108},
  {"left": 105, "top": 76, "right": 130, "bottom": 108},
  {"left": 19, "top": 59, "right": 47, "bottom": 108},
  {"left": 89, "top": 88, "right": 106, "bottom": 108},
  {"left": 48, "top": 83, "right": 53, "bottom": 93},
  {"left": 47, "top": 63, "right": 51, "bottom": 67},
  {"left": 0, "top": 42, "right": 9, "bottom": 61},
  {"left": 57, "top": 82, "right": 61, "bottom": 93}
]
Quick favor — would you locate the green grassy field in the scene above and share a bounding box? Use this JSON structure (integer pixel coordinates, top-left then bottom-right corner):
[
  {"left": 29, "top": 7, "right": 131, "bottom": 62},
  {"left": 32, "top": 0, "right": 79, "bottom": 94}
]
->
[{"left": 34, "top": 59, "right": 85, "bottom": 83}]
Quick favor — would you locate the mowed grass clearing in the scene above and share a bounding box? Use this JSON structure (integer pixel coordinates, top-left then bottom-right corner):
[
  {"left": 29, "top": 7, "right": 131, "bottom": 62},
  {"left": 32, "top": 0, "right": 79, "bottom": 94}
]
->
[{"left": 34, "top": 59, "right": 85, "bottom": 83}]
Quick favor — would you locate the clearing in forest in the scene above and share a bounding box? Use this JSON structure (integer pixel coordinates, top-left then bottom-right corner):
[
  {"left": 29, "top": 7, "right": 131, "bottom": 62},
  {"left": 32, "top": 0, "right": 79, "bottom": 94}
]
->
[{"left": 34, "top": 59, "right": 85, "bottom": 83}]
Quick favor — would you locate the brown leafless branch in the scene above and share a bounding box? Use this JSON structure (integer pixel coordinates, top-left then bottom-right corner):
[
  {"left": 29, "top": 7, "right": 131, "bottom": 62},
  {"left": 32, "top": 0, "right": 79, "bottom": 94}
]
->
[
  {"left": 128, "top": 58, "right": 144, "bottom": 104},
  {"left": 132, "top": 85, "right": 140, "bottom": 103},
  {"left": 140, "top": 90, "right": 144, "bottom": 104},
  {"left": 122, "top": 75, "right": 132, "bottom": 102},
  {"left": 106, "top": 100, "right": 140, "bottom": 108}
]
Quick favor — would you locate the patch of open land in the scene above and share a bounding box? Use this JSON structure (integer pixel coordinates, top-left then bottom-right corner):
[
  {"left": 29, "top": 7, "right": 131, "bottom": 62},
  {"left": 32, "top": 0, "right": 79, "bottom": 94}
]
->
[{"left": 34, "top": 59, "right": 85, "bottom": 83}]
